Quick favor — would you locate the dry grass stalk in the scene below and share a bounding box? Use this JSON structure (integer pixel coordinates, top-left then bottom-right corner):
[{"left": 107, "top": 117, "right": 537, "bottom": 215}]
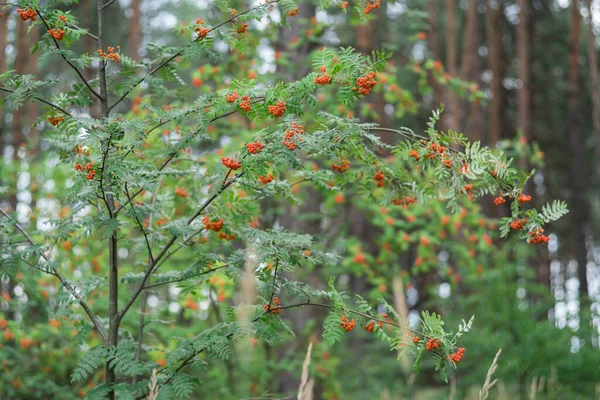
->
[
  {"left": 297, "top": 341, "right": 313, "bottom": 400},
  {"left": 146, "top": 368, "right": 158, "bottom": 400},
  {"left": 479, "top": 349, "right": 502, "bottom": 400}
]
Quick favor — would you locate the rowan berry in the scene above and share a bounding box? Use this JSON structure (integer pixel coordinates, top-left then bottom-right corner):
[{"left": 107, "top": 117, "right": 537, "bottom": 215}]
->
[
  {"left": 463, "top": 183, "right": 473, "bottom": 192},
  {"left": 59, "top": 15, "right": 67, "bottom": 23},
  {"left": 340, "top": 316, "right": 356, "bottom": 332},
  {"left": 226, "top": 91, "right": 239, "bottom": 103},
  {"left": 364, "top": 321, "right": 375, "bottom": 332},
  {"left": 392, "top": 196, "right": 417, "bottom": 208},
  {"left": 373, "top": 170, "right": 385, "bottom": 187},
  {"left": 237, "top": 23, "right": 248, "bottom": 33},
  {"left": 246, "top": 142, "right": 265, "bottom": 154},
  {"left": 196, "top": 27, "right": 210, "bottom": 39},
  {"left": 364, "top": 0, "right": 381, "bottom": 14},
  {"left": 174, "top": 187, "right": 189, "bottom": 198},
  {"left": 202, "top": 216, "right": 224, "bottom": 232},
  {"left": 268, "top": 101, "right": 286, "bottom": 118},
  {"left": 442, "top": 158, "right": 453, "bottom": 168},
  {"left": 48, "top": 28, "right": 65, "bottom": 41},
  {"left": 48, "top": 116, "right": 64, "bottom": 126},
  {"left": 287, "top": 8, "right": 299, "bottom": 16},
  {"left": 413, "top": 336, "right": 420, "bottom": 344},
  {"left": 263, "top": 297, "right": 281, "bottom": 314},
  {"left": 258, "top": 174, "right": 274, "bottom": 184},
  {"left": 518, "top": 194, "right": 532, "bottom": 204},
  {"left": 449, "top": 347, "right": 465, "bottom": 363},
  {"left": 315, "top": 72, "right": 333, "bottom": 85},
  {"left": 460, "top": 162, "right": 469, "bottom": 174},
  {"left": 218, "top": 232, "right": 236, "bottom": 241},
  {"left": 353, "top": 71, "right": 377, "bottom": 95},
  {"left": 221, "top": 157, "right": 242, "bottom": 170},
  {"left": 416, "top": 32, "right": 427, "bottom": 40},
  {"left": 85, "top": 170, "right": 96, "bottom": 180},
  {"left": 340, "top": 1, "right": 349, "bottom": 8},
  {"left": 240, "top": 95, "right": 252, "bottom": 112},
  {"left": 509, "top": 219, "right": 524, "bottom": 231},
  {"left": 409, "top": 149, "right": 420, "bottom": 161},
  {"left": 493, "top": 195, "right": 506, "bottom": 205},
  {"left": 332, "top": 160, "right": 351, "bottom": 173},
  {"left": 528, "top": 228, "right": 550, "bottom": 244},
  {"left": 425, "top": 338, "right": 441, "bottom": 351},
  {"left": 17, "top": 8, "right": 37, "bottom": 21}
]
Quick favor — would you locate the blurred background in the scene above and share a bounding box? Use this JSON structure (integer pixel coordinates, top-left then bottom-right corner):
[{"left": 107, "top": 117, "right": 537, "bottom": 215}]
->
[{"left": 1, "top": 0, "right": 600, "bottom": 399}]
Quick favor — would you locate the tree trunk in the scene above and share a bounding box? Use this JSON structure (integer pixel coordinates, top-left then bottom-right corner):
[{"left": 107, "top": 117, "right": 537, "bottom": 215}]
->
[
  {"left": 585, "top": 0, "right": 600, "bottom": 176},
  {"left": 130, "top": 0, "right": 142, "bottom": 61},
  {"left": 0, "top": 7, "right": 12, "bottom": 159},
  {"left": 485, "top": 0, "right": 505, "bottom": 148},
  {"left": 568, "top": 0, "right": 588, "bottom": 297},
  {"left": 460, "top": 0, "right": 482, "bottom": 141},
  {"left": 26, "top": 26, "right": 41, "bottom": 158},
  {"left": 516, "top": 0, "right": 532, "bottom": 141},
  {"left": 428, "top": 0, "right": 446, "bottom": 130},
  {"left": 12, "top": 20, "right": 29, "bottom": 150},
  {"left": 444, "top": 0, "right": 460, "bottom": 131}
]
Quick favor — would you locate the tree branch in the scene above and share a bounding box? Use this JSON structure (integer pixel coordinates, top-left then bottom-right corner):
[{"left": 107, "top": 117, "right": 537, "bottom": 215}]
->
[
  {"left": 35, "top": 9, "right": 103, "bottom": 100},
  {"left": 107, "top": 1, "right": 277, "bottom": 112},
  {"left": 0, "top": 209, "right": 108, "bottom": 343},
  {"left": 0, "top": 86, "right": 72, "bottom": 117}
]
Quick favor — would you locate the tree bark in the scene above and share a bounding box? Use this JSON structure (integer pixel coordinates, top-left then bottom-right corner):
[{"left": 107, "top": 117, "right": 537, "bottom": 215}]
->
[
  {"left": 12, "top": 20, "right": 29, "bottom": 150},
  {"left": 130, "top": 0, "right": 142, "bottom": 61},
  {"left": 429, "top": 0, "right": 447, "bottom": 130},
  {"left": 444, "top": 0, "right": 460, "bottom": 131},
  {"left": 568, "top": 0, "right": 588, "bottom": 297},
  {"left": 485, "top": 0, "right": 505, "bottom": 147},
  {"left": 460, "top": 0, "right": 483, "bottom": 141},
  {"left": 516, "top": 0, "right": 532, "bottom": 141},
  {"left": 0, "top": 8, "right": 12, "bottom": 158},
  {"left": 585, "top": 0, "right": 600, "bottom": 176}
]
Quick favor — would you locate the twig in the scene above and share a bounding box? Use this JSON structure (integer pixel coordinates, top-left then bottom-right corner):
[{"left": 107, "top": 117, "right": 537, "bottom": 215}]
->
[
  {"left": 0, "top": 87, "right": 72, "bottom": 117},
  {"left": 0, "top": 209, "right": 108, "bottom": 343},
  {"left": 35, "top": 9, "right": 103, "bottom": 100},
  {"left": 143, "top": 264, "right": 231, "bottom": 290}
]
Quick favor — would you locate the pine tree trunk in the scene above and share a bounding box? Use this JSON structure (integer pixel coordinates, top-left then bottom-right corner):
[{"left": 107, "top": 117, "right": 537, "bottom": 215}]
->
[
  {"left": 568, "top": 0, "right": 588, "bottom": 297},
  {"left": 26, "top": 27, "right": 41, "bottom": 158},
  {"left": 444, "top": 0, "right": 460, "bottom": 131},
  {"left": 0, "top": 8, "right": 12, "bottom": 159},
  {"left": 429, "top": 0, "right": 446, "bottom": 130},
  {"left": 585, "top": 0, "right": 600, "bottom": 176},
  {"left": 460, "top": 0, "right": 482, "bottom": 141},
  {"left": 12, "top": 20, "right": 29, "bottom": 150},
  {"left": 516, "top": 0, "right": 532, "bottom": 141},
  {"left": 130, "top": 0, "right": 142, "bottom": 61},
  {"left": 485, "top": 0, "right": 505, "bottom": 147}
]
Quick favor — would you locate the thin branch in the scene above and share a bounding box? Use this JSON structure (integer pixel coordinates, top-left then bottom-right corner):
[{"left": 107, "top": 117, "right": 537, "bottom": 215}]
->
[
  {"left": 35, "top": 9, "right": 103, "bottom": 100},
  {"left": 68, "top": 23, "right": 99, "bottom": 41},
  {"left": 125, "top": 184, "right": 154, "bottom": 263},
  {"left": 0, "top": 86, "right": 72, "bottom": 117},
  {"left": 107, "top": 1, "right": 277, "bottom": 112},
  {"left": 116, "top": 172, "right": 244, "bottom": 324},
  {"left": 267, "top": 258, "right": 279, "bottom": 310},
  {"left": 0, "top": 209, "right": 108, "bottom": 343},
  {"left": 102, "top": 0, "right": 118, "bottom": 9},
  {"left": 143, "top": 264, "right": 232, "bottom": 290}
]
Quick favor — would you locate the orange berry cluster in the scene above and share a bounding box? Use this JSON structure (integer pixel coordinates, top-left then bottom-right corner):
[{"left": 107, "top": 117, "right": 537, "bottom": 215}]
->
[
  {"left": 364, "top": 0, "right": 381, "bottom": 14},
  {"left": 59, "top": 15, "right": 67, "bottom": 23},
  {"left": 413, "top": 336, "right": 420, "bottom": 344},
  {"left": 283, "top": 122, "right": 304, "bottom": 150},
  {"left": 17, "top": 8, "right": 37, "bottom": 21},
  {"left": 373, "top": 170, "right": 385, "bottom": 187},
  {"left": 364, "top": 320, "right": 383, "bottom": 332},
  {"left": 459, "top": 162, "right": 469, "bottom": 174},
  {"left": 463, "top": 183, "right": 473, "bottom": 192},
  {"left": 226, "top": 91, "right": 239, "bottom": 103},
  {"left": 442, "top": 158, "right": 453, "bottom": 168},
  {"left": 340, "top": 1, "right": 349, "bottom": 8},
  {"left": 237, "top": 23, "right": 248, "bottom": 34},
  {"left": 48, "top": 28, "right": 65, "bottom": 41},
  {"left": 74, "top": 162, "right": 96, "bottom": 180},
  {"left": 48, "top": 116, "right": 64, "bottom": 126},
  {"left": 97, "top": 46, "right": 121, "bottom": 62},
  {"left": 202, "top": 216, "right": 224, "bottom": 232},
  {"left": 240, "top": 95, "right": 252, "bottom": 112},
  {"left": 174, "top": 187, "right": 189, "bottom": 198},
  {"left": 509, "top": 219, "right": 524, "bottom": 231},
  {"left": 493, "top": 195, "right": 506, "bottom": 205},
  {"left": 517, "top": 194, "right": 532, "bottom": 204},
  {"left": 392, "top": 196, "right": 417, "bottom": 207},
  {"left": 449, "top": 347, "right": 465, "bottom": 363},
  {"left": 258, "top": 174, "right": 274, "bottom": 184},
  {"left": 221, "top": 157, "right": 242, "bottom": 170},
  {"left": 287, "top": 8, "right": 299, "bottom": 16},
  {"left": 331, "top": 159, "right": 351, "bottom": 173},
  {"left": 315, "top": 66, "right": 333, "bottom": 85},
  {"left": 246, "top": 142, "right": 265, "bottom": 154},
  {"left": 263, "top": 297, "right": 281, "bottom": 314},
  {"left": 353, "top": 71, "right": 377, "bottom": 96},
  {"left": 218, "top": 232, "right": 235, "bottom": 241},
  {"left": 426, "top": 338, "right": 442, "bottom": 351},
  {"left": 268, "top": 101, "right": 286, "bottom": 118},
  {"left": 195, "top": 19, "right": 210, "bottom": 39},
  {"left": 409, "top": 149, "right": 420, "bottom": 161},
  {"left": 340, "top": 316, "right": 356, "bottom": 332},
  {"left": 528, "top": 228, "right": 550, "bottom": 244}
]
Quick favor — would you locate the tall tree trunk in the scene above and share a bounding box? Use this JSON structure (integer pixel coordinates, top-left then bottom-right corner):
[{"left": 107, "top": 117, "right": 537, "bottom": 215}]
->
[
  {"left": 485, "top": 0, "right": 505, "bottom": 148},
  {"left": 444, "top": 0, "right": 460, "bottom": 131},
  {"left": 26, "top": 27, "right": 41, "bottom": 158},
  {"left": 429, "top": 0, "right": 446, "bottom": 130},
  {"left": 568, "top": 0, "right": 588, "bottom": 297},
  {"left": 12, "top": 20, "right": 29, "bottom": 151},
  {"left": 516, "top": 0, "right": 532, "bottom": 141},
  {"left": 460, "top": 0, "right": 482, "bottom": 141},
  {"left": 130, "top": 0, "right": 142, "bottom": 61},
  {"left": 585, "top": 0, "right": 600, "bottom": 176},
  {"left": 0, "top": 8, "right": 12, "bottom": 159}
]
